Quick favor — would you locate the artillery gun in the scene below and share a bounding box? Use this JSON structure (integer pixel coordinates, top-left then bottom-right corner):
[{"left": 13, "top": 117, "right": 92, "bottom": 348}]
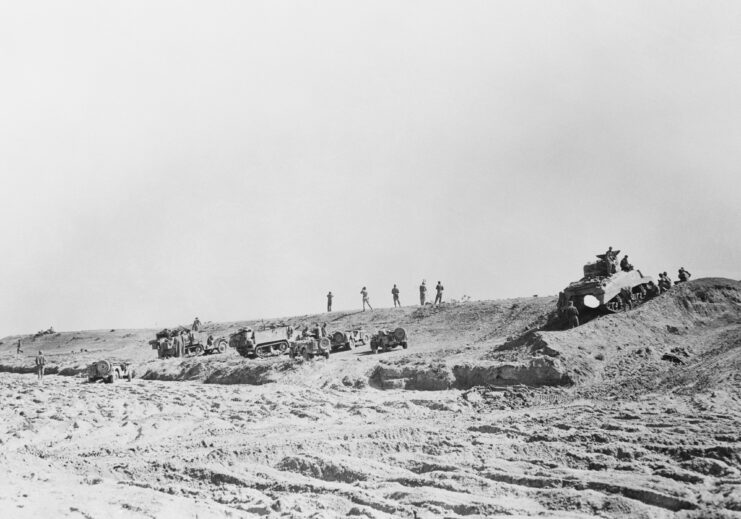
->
[
  {"left": 231, "top": 326, "right": 293, "bottom": 358},
  {"left": 87, "top": 360, "right": 134, "bottom": 383},
  {"left": 558, "top": 251, "right": 654, "bottom": 314},
  {"left": 370, "top": 328, "right": 408, "bottom": 354},
  {"left": 329, "top": 329, "right": 370, "bottom": 351}
]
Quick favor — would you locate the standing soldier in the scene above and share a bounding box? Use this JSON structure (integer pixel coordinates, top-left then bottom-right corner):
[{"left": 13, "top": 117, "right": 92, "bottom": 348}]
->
[
  {"left": 327, "top": 291, "right": 333, "bottom": 312},
  {"left": 419, "top": 280, "right": 427, "bottom": 306},
  {"left": 434, "top": 281, "right": 444, "bottom": 305},
  {"left": 192, "top": 317, "right": 201, "bottom": 332},
  {"left": 321, "top": 323, "right": 328, "bottom": 338},
  {"left": 392, "top": 284, "right": 401, "bottom": 307},
  {"left": 172, "top": 331, "right": 183, "bottom": 358},
  {"left": 16, "top": 339, "right": 22, "bottom": 355},
  {"left": 565, "top": 301, "right": 580, "bottom": 328},
  {"left": 35, "top": 350, "right": 46, "bottom": 385},
  {"left": 361, "top": 287, "right": 372, "bottom": 311}
]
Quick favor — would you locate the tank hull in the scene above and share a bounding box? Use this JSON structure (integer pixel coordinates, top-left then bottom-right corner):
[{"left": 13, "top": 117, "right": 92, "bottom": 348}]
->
[{"left": 560, "top": 270, "right": 654, "bottom": 313}]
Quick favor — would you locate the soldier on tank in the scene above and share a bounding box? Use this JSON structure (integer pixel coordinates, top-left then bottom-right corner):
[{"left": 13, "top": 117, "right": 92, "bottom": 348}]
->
[
  {"left": 392, "top": 284, "right": 401, "bottom": 307},
  {"left": 361, "top": 287, "right": 372, "bottom": 311},
  {"left": 419, "top": 281, "right": 427, "bottom": 306},
  {"left": 326, "top": 291, "right": 333, "bottom": 312},
  {"left": 678, "top": 267, "right": 691, "bottom": 283},
  {"left": 565, "top": 301, "right": 579, "bottom": 328},
  {"left": 620, "top": 255, "right": 633, "bottom": 272}
]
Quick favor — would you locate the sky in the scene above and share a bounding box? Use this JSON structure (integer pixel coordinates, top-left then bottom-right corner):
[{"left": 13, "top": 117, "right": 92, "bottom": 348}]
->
[{"left": 1, "top": 1, "right": 740, "bottom": 337}]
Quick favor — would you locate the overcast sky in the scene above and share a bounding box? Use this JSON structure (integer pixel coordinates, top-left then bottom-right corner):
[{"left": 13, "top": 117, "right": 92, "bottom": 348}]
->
[{"left": 1, "top": 1, "right": 740, "bottom": 337}]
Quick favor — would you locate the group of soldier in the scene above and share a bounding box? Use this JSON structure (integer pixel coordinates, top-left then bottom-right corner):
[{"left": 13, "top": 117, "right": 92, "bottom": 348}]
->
[
  {"left": 157, "top": 317, "right": 204, "bottom": 358},
  {"left": 326, "top": 280, "right": 445, "bottom": 312}
]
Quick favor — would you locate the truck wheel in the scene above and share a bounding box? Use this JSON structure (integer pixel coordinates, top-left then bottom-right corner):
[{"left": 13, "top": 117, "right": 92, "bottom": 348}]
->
[
  {"left": 194, "top": 345, "right": 204, "bottom": 356},
  {"left": 216, "top": 340, "right": 227, "bottom": 354},
  {"left": 348, "top": 339, "right": 355, "bottom": 350}
]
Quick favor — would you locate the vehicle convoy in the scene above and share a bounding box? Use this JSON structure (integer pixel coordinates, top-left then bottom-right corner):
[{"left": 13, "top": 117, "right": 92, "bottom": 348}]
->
[
  {"left": 558, "top": 251, "right": 654, "bottom": 314},
  {"left": 231, "top": 326, "right": 294, "bottom": 358},
  {"left": 87, "top": 360, "right": 134, "bottom": 383},
  {"left": 370, "top": 328, "right": 408, "bottom": 353},
  {"left": 150, "top": 328, "right": 227, "bottom": 359},
  {"left": 289, "top": 336, "right": 331, "bottom": 360},
  {"left": 329, "top": 329, "right": 370, "bottom": 351}
]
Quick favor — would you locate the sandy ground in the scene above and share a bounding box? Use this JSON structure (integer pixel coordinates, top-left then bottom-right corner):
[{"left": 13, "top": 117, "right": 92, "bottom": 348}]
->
[{"left": 1, "top": 280, "right": 740, "bottom": 518}]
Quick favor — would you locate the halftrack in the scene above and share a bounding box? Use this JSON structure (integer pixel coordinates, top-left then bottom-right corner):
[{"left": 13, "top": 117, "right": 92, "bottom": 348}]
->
[
  {"left": 87, "top": 360, "right": 134, "bottom": 383},
  {"left": 231, "top": 326, "right": 293, "bottom": 358},
  {"left": 370, "top": 328, "right": 408, "bottom": 354}
]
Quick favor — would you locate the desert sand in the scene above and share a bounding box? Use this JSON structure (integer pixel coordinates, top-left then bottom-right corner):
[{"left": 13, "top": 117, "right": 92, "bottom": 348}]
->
[{"left": 1, "top": 279, "right": 739, "bottom": 518}]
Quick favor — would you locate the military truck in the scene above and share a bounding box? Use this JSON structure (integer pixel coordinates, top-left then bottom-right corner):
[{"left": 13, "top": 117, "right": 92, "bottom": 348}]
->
[
  {"left": 370, "top": 328, "right": 408, "bottom": 353},
  {"left": 558, "top": 251, "right": 654, "bottom": 314},
  {"left": 150, "top": 328, "right": 228, "bottom": 359},
  {"left": 87, "top": 360, "right": 134, "bottom": 383},
  {"left": 289, "top": 336, "right": 331, "bottom": 360},
  {"left": 329, "top": 329, "right": 370, "bottom": 351},
  {"left": 231, "top": 326, "right": 294, "bottom": 358}
]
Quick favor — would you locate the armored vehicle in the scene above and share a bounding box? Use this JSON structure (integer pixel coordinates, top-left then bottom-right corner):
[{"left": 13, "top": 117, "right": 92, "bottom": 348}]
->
[
  {"left": 87, "top": 360, "right": 134, "bottom": 383},
  {"left": 558, "top": 252, "right": 654, "bottom": 313},
  {"left": 150, "top": 328, "right": 227, "bottom": 358},
  {"left": 329, "top": 329, "right": 370, "bottom": 351},
  {"left": 289, "top": 336, "right": 331, "bottom": 360},
  {"left": 231, "top": 326, "right": 293, "bottom": 358},
  {"left": 370, "top": 328, "right": 408, "bottom": 353}
]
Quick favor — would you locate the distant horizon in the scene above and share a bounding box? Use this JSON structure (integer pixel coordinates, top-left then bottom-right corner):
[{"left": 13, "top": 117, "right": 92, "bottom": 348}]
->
[{"left": 4, "top": 273, "right": 740, "bottom": 339}]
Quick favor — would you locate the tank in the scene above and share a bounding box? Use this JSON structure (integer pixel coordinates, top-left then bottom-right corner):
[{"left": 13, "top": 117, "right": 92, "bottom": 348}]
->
[{"left": 559, "top": 252, "right": 654, "bottom": 313}]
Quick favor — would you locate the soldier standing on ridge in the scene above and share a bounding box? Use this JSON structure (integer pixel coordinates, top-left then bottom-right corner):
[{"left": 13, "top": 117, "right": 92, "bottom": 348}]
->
[
  {"left": 565, "top": 301, "right": 579, "bottom": 328},
  {"left": 327, "top": 291, "right": 333, "bottom": 312},
  {"left": 16, "top": 339, "right": 22, "bottom": 355},
  {"left": 35, "top": 350, "right": 45, "bottom": 385},
  {"left": 192, "top": 317, "right": 201, "bottom": 332},
  {"left": 392, "top": 284, "right": 401, "bottom": 307},
  {"left": 361, "top": 287, "right": 372, "bottom": 311},
  {"left": 434, "top": 281, "right": 444, "bottom": 305},
  {"left": 419, "top": 280, "right": 427, "bottom": 306}
]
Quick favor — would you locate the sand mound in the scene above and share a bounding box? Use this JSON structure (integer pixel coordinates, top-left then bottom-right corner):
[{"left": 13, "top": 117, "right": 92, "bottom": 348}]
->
[{"left": 498, "top": 278, "right": 741, "bottom": 393}]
